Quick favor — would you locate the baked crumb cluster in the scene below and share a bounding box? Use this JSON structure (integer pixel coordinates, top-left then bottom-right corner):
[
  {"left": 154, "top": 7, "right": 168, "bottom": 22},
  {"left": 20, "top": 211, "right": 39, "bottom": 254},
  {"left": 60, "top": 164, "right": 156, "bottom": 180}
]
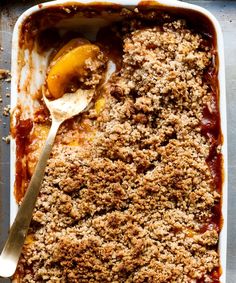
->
[
  {"left": 82, "top": 53, "right": 107, "bottom": 89},
  {"left": 17, "top": 19, "right": 220, "bottom": 283}
]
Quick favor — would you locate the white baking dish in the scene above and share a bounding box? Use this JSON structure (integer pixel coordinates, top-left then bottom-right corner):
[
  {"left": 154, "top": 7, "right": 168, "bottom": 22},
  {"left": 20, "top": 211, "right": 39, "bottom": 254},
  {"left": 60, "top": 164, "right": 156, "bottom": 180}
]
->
[{"left": 11, "top": 0, "right": 227, "bottom": 282}]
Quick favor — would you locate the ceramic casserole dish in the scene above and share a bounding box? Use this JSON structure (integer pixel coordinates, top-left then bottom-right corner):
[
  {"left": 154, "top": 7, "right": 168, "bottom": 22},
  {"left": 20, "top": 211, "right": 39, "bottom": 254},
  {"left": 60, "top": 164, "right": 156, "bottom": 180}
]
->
[{"left": 10, "top": 0, "right": 227, "bottom": 282}]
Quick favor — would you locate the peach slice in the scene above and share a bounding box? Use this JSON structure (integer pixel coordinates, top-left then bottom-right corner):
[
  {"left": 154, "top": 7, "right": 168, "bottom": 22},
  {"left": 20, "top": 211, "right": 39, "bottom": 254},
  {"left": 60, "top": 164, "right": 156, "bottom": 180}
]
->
[
  {"left": 52, "top": 38, "right": 90, "bottom": 62},
  {"left": 46, "top": 44, "right": 100, "bottom": 99}
]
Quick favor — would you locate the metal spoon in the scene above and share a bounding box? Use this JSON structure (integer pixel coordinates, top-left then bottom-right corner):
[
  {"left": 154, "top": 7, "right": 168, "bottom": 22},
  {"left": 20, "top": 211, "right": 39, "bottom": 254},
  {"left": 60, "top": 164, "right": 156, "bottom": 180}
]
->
[
  {"left": 0, "top": 87, "right": 100, "bottom": 279},
  {"left": 0, "top": 59, "right": 115, "bottom": 278}
]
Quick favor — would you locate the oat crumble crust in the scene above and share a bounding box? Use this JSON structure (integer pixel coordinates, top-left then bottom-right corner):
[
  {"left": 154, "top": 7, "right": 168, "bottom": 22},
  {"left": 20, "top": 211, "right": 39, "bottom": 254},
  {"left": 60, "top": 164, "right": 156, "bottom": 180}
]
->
[{"left": 17, "top": 20, "right": 220, "bottom": 283}]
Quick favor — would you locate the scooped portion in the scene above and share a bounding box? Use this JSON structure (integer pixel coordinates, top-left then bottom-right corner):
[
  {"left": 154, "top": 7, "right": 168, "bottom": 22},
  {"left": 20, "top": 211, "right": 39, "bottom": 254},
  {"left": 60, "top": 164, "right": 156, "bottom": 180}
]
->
[{"left": 46, "top": 39, "right": 105, "bottom": 99}]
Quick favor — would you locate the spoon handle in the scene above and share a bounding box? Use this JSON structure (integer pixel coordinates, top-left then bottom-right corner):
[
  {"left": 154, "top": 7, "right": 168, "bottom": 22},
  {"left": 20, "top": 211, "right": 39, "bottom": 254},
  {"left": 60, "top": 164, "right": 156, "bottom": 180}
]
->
[{"left": 0, "top": 119, "right": 61, "bottom": 278}]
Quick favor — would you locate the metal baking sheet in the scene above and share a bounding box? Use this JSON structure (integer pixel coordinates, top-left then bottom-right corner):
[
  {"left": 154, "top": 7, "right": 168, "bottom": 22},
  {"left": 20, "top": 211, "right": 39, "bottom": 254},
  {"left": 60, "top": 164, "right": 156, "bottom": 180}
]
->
[{"left": 0, "top": 1, "right": 235, "bottom": 282}]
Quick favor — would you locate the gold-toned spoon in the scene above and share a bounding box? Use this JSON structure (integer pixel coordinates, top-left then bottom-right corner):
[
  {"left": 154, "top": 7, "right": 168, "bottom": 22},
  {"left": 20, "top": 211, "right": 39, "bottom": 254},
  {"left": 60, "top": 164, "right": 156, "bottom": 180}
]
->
[
  {"left": 0, "top": 88, "right": 94, "bottom": 278},
  {"left": 0, "top": 35, "right": 116, "bottom": 272}
]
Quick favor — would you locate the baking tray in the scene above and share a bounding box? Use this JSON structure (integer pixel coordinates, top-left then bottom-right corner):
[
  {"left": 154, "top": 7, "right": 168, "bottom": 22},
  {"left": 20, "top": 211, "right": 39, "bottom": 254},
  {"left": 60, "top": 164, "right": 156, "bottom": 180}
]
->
[{"left": 1, "top": 0, "right": 227, "bottom": 283}]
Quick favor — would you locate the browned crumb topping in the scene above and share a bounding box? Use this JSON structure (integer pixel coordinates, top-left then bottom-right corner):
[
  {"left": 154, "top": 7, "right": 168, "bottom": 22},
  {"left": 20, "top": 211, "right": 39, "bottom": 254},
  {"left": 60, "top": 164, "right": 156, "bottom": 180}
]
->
[
  {"left": 17, "top": 20, "right": 220, "bottom": 283},
  {"left": 2, "top": 134, "right": 10, "bottom": 143},
  {"left": 0, "top": 68, "right": 10, "bottom": 80},
  {"left": 3, "top": 104, "right": 10, "bottom": 116},
  {"left": 82, "top": 53, "right": 107, "bottom": 89}
]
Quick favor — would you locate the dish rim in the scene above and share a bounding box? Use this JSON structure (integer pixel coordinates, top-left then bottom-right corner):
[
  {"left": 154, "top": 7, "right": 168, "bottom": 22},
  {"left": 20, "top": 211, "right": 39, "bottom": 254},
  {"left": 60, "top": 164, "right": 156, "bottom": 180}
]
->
[{"left": 10, "top": 0, "right": 227, "bottom": 282}]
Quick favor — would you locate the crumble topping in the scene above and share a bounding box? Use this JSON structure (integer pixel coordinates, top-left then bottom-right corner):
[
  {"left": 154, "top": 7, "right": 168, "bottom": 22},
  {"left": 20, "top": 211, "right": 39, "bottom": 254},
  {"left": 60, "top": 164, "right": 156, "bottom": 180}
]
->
[
  {"left": 82, "top": 53, "right": 107, "bottom": 88},
  {"left": 16, "top": 19, "right": 220, "bottom": 283}
]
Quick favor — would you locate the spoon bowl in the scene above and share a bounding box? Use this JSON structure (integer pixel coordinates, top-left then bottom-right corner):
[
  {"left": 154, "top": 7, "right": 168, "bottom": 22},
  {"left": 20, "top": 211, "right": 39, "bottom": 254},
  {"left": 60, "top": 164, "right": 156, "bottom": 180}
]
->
[{"left": 43, "top": 88, "right": 94, "bottom": 123}]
